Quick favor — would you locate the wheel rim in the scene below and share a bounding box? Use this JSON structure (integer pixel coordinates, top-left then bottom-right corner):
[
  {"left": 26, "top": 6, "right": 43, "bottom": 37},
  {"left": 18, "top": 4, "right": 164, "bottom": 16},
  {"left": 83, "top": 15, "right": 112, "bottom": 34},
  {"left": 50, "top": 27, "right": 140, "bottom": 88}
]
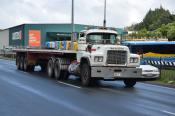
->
[
  {"left": 81, "top": 64, "right": 90, "bottom": 85},
  {"left": 83, "top": 68, "right": 89, "bottom": 81}
]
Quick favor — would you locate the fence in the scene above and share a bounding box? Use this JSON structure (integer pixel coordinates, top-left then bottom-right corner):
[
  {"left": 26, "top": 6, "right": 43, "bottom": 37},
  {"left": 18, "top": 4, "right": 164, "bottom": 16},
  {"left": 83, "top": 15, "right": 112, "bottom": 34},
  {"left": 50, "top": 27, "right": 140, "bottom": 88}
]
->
[{"left": 142, "top": 57, "right": 175, "bottom": 69}]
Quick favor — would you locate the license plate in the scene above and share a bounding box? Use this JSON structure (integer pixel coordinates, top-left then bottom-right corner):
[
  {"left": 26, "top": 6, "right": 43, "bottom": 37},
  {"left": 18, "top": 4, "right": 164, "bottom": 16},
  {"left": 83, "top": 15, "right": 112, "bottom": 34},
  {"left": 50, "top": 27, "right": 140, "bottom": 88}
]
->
[{"left": 114, "top": 72, "right": 121, "bottom": 77}]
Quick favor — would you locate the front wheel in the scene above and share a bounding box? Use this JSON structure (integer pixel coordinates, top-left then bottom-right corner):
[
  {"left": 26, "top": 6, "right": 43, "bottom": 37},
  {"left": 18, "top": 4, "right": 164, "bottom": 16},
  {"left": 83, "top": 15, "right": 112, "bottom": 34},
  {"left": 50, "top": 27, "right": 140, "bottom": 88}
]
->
[
  {"left": 80, "top": 63, "right": 91, "bottom": 86},
  {"left": 123, "top": 79, "right": 136, "bottom": 88}
]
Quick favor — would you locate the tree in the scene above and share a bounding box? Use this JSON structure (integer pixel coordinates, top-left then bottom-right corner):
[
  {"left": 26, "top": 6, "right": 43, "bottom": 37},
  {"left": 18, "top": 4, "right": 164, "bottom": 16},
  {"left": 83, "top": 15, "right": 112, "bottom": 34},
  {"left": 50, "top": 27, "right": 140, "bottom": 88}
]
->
[
  {"left": 132, "top": 6, "right": 175, "bottom": 31},
  {"left": 167, "top": 25, "right": 175, "bottom": 41}
]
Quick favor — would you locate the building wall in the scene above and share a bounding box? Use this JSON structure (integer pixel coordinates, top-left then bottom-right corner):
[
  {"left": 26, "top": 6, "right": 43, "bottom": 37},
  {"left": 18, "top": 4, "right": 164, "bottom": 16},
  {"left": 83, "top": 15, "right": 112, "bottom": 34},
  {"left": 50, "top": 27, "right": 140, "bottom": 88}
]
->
[
  {"left": 24, "top": 24, "right": 89, "bottom": 47},
  {"left": 9, "top": 24, "right": 90, "bottom": 47},
  {"left": 9, "top": 24, "right": 25, "bottom": 47},
  {"left": 8, "top": 23, "right": 125, "bottom": 47},
  {"left": 0, "top": 29, "right": 9, "bottom": 49}
]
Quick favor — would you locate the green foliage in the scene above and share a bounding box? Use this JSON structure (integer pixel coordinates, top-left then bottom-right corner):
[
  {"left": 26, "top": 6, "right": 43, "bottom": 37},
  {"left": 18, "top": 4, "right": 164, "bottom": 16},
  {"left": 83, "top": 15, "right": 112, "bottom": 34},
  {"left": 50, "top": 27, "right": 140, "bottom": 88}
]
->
[
  {"left": 158, "top": 69, "right": 175, "bottom": 85},
  {"left": 128, "top": 6, "right": 175, "bottom": 40},
  {"left": 167, "top": 26, "right": 175, "bottom": 41},
  {"left": 134, "top": 6, "right": 175, "bottom": 31}
]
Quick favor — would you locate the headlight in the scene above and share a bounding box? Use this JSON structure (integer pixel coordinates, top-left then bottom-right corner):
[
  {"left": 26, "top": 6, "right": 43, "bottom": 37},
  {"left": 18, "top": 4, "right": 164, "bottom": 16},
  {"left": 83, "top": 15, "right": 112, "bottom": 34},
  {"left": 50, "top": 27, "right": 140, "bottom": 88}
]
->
[
  {"left": 94, "top": 56, "right": 103, "bottom": 62},
  {"left": 130, "top": 57, "right": 139, "bottom": 63}
]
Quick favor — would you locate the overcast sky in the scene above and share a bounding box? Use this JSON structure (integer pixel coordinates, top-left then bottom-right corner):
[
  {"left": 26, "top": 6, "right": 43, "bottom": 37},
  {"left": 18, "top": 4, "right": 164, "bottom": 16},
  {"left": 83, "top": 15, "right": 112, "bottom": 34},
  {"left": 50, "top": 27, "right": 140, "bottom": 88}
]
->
[{"left": 0, "top": 0, "right": 174, "bottom": 29}]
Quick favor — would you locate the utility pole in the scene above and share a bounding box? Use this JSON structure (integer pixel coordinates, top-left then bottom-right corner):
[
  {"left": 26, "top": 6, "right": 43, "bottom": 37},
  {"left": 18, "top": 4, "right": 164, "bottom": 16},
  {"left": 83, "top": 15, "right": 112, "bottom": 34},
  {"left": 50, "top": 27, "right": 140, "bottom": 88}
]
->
[
  {"left": 103, "top": 0, "right": 106, "bottom": 27},
  {"left": 71, "top": 0, "right": 75, "bottom": 50}
]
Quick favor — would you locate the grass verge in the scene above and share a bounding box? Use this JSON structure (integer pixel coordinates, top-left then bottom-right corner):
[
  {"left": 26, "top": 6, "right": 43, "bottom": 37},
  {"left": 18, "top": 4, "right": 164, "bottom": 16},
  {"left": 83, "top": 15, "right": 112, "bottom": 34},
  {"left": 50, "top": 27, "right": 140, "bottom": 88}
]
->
[{"left": 158, "top": 69, "right": 175, "bottom": 84}]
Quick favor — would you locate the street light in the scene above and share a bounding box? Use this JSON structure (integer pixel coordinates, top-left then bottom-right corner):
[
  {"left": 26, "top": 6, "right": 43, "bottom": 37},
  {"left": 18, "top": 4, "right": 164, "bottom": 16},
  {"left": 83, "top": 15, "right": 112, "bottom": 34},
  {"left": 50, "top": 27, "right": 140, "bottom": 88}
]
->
[
  {"left": 71, "top": 0, "right": 75, "bottom": 50},
  {"left": 103, "top": 0, "right": 106, "bottom": 27}
]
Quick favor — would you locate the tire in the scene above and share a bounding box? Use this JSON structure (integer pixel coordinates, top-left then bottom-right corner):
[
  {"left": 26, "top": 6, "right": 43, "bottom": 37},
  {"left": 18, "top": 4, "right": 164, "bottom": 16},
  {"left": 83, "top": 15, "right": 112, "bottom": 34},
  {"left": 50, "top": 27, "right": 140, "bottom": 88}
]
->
[
  {"left": 80, "top": 63, "right": 91, "bottom": 86},
  {"left": 23, "top": 57, "right": 28, "bottom": 71},
  {"left": 47, "top": 59, "right": 54, "bottom": 78},
  {"left": 54, "top": 60, "right": 62, "bottom": 80},
  {"left": 20, "top": 56, "right": 24, "bottom": 70},
  {"left": 124, "top": 79, "right": 136, "bottom": 88},
  {"left": 16, "top": 56, "right": 20, "bottom": 70},
  {"left": 54, "top": 59, "right": 69, "bottom": 80}
]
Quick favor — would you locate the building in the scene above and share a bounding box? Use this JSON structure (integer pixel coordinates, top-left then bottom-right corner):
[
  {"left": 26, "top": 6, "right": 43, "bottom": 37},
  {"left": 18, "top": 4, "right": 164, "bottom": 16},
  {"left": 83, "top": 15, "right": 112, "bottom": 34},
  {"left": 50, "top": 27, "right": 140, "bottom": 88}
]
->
[
  {"left": 0, "top": 23, "right": 127, "bottom": 48},
  {"left": 0, "top": 29, "right": 9, "bottom": 49}
]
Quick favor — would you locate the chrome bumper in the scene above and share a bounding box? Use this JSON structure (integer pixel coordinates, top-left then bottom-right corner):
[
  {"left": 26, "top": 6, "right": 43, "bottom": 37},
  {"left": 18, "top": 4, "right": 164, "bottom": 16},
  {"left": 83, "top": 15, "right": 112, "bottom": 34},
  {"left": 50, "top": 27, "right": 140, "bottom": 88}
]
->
[{"left": 91, "top": 66, "right": 142, "bottom": 79}]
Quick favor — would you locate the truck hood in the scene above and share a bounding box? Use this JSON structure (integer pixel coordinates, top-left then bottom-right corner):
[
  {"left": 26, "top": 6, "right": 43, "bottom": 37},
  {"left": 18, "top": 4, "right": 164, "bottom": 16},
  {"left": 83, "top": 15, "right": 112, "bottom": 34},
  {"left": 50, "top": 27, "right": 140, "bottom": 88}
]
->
[{"left": 91, "top": 45, "right": 129, "bottom": 52}]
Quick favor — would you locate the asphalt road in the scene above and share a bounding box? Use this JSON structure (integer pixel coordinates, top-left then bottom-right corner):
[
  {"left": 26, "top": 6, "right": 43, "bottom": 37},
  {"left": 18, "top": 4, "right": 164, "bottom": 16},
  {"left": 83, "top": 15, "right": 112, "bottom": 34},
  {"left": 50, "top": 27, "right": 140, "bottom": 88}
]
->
[{"left": 0, "top": 59, "right": 175, "bottom": 116}]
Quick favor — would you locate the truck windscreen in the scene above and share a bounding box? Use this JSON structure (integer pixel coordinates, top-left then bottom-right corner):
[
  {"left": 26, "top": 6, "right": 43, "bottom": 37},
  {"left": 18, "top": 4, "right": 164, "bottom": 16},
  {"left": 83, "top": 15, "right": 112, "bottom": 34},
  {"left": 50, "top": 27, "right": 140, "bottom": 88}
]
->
[{"left": 86, "top": 33, "right": 117, "bottom": 44}]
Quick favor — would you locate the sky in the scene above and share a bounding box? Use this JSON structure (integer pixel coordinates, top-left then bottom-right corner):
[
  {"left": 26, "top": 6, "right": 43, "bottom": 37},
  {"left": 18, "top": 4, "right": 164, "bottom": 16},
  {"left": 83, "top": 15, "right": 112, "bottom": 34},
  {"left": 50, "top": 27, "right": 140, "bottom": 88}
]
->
[{"left": 0, "top": 0, "right": 174, "bottom": 29}]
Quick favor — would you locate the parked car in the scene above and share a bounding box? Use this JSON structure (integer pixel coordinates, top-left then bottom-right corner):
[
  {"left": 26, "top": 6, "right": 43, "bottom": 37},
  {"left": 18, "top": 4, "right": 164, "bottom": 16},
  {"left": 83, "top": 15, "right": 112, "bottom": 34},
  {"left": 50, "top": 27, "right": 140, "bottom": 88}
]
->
[{"left": 138, "top": 65, "right": 160, "bottom": 78}]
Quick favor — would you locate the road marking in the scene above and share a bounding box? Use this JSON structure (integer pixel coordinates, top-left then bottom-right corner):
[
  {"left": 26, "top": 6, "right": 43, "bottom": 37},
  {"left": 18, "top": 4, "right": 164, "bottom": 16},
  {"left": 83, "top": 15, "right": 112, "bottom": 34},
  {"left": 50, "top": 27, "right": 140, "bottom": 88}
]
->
[
  {"left": 57, "top": 81, "right": 82, "bottom": 89},
  {"left": 162, "top": 110, "right": 175, "bottom": 116}
]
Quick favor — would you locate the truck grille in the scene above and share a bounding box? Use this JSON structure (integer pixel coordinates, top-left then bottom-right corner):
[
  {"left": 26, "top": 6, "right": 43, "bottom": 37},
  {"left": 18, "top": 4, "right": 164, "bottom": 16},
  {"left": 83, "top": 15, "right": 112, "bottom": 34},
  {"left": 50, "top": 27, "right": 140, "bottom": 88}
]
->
[{"left": 106, "top": 50, "right": 127, "bottom": 65}]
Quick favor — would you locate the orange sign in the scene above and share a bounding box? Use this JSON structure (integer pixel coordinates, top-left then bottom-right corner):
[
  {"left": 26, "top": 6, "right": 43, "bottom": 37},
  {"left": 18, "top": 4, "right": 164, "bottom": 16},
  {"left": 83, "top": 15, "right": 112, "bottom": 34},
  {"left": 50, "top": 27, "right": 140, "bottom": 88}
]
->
[{"left": 29, "top": 30, "right": 41, "bottom": 47}]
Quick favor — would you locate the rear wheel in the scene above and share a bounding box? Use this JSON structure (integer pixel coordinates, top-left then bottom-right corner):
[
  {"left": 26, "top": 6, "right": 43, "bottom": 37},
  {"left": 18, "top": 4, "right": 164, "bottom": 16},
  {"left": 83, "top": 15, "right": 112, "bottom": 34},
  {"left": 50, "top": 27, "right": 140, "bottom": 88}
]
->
[
  {"left": 47, "top": 59, "right": 54, "bottom": 78},
  {"left": 54, "top": 59, "right": 69, "bottom": 80},
  {"left": 16, "top": 56, "right": 20, "bottom": 70},
  {"left": 80, "top": 63, "right": 91, "bottom": 86},
  {"left": 20, "top": 56, "right": 24, "bottom": 70},
  {"left": 54, "top": 60, "right": 62, "bottom": 80},
  {"left": 123, "top": 79, "right": 136, "bottom": 88},
  {"left": 23, "top": 57, "right": 29, "bottom": 71}
]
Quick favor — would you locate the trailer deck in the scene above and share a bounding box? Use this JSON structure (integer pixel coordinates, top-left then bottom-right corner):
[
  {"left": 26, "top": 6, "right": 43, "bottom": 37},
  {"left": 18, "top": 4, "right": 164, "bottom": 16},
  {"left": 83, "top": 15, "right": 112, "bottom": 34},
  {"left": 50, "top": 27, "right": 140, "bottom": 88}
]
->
[{"left": 13, "top": 49, "right": 77, "bottom": 54}]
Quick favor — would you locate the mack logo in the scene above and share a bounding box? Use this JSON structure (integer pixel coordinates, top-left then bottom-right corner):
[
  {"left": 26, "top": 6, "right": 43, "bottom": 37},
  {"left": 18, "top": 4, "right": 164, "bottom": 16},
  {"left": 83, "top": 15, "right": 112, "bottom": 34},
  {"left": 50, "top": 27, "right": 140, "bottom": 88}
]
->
[{"left": 110, "top": 47, "right": 125, "bottom": 50}]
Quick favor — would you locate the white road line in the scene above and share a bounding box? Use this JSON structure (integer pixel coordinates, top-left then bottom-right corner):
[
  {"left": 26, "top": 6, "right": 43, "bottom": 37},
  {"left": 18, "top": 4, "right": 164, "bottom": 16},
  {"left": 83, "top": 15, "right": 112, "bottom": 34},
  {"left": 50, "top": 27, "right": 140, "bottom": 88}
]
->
[
  {"left": 162, "top": 110, "right": 175, "bottom": 116},
  {"left": 57, "top": 81, "right": 82, "bottom": 89}
]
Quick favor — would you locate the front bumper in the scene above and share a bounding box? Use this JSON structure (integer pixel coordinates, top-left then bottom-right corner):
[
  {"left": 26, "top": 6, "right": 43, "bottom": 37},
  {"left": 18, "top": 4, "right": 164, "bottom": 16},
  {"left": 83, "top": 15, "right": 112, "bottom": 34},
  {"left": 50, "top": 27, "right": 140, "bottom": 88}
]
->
[
  {"left": 91, "top": 66, "right": 160, "bottom": 81},
  {"left": 91, "top": 66, "right": 142, "bottom": 80}
]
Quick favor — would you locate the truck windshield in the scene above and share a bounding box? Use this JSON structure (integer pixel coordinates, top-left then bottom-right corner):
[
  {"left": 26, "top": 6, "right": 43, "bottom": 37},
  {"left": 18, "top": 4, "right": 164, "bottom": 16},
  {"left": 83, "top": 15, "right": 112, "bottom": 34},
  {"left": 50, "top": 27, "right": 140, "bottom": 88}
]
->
[{"left": 86, "top": 33, "right": 117, "bottom": 44}]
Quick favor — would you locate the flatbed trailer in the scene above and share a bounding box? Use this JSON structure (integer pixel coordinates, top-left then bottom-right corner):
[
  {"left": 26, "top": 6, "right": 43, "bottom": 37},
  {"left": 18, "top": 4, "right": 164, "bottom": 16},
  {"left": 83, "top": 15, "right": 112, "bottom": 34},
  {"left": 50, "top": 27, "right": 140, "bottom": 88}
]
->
[{"left": 14, "top": 48, "right": 77, "bottom": 80}]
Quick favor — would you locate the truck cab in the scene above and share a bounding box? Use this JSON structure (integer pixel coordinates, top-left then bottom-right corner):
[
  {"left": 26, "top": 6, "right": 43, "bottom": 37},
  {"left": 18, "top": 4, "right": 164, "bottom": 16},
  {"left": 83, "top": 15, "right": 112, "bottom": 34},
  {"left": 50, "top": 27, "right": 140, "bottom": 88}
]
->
[{"left": 69, "top": 28, "right": 143, "bottom": 87}]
